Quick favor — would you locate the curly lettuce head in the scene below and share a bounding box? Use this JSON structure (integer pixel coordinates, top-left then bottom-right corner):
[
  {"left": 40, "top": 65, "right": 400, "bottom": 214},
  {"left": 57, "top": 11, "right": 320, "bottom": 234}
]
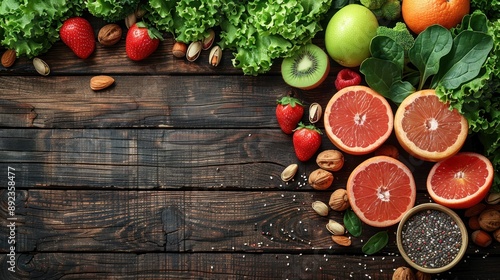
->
[
  {"left": 0, "top": 0, "right": 85, "bottom": 58},
  {"left": 87, "top": 0, "right": 140, "bottom": 22}
]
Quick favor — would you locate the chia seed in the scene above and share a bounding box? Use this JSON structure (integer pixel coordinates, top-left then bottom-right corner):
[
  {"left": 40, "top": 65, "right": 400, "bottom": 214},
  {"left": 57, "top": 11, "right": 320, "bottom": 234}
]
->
[{"left": 401, "top": 209, "right": 462, "bottom": 268}]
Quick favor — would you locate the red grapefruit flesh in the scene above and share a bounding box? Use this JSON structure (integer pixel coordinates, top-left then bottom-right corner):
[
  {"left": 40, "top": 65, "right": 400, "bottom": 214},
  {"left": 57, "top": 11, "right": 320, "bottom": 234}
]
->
[
  {"left": 347, "top": 156, "right": 416, "bottom": 227},
  {"left": 394, "top": 89, "right": 468, "bottom": 162},
  {"left": 324, "top": 85, "right": 393, "bottom": 155},
  {"left": 427, "top": 152, "right": 494, "bottom": 209}
]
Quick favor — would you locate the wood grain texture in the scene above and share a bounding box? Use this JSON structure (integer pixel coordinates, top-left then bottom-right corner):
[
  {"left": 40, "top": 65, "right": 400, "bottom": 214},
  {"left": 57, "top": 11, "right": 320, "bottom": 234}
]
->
[
  {"left": 1, "top": 252, "right": 499, "bottom": 280},
  {"left": 0, "top": 129, "right": 435, "bottom": 190}
]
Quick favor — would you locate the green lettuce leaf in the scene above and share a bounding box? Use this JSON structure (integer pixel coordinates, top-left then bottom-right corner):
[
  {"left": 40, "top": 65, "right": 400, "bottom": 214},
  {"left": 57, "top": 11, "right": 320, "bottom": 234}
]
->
[{"left": 87, "top": 0, "right": 140, "bottom": 22}]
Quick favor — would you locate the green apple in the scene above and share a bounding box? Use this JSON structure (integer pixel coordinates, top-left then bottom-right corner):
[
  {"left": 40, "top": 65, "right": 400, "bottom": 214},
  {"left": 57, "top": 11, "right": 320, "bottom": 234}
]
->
[{"left": 325, "top": 4, "right": 379, "bottom": 67}]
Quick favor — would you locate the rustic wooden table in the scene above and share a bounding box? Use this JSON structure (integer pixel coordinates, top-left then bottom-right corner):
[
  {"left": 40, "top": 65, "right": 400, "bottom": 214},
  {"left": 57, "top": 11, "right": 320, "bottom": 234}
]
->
[{"left": 0, "top": 16, "right": 498, "bottom": 280}]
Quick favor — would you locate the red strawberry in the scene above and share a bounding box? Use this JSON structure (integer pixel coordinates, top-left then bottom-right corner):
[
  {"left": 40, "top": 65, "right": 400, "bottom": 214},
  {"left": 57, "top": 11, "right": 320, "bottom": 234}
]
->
[
  {"left": 126, "top": 22, "right": 162, "bottom": 61},
  {"left": 60, "top": 17, "right": 95, "bottom": 59},
  {"left": 335, "top": 68, "right": 362, "bottom": 91},
  {"left": 276, "top": 96, "right": 304, "bottom": 134},
  {"left": 292, "top": 123, "right": 322, "bottom": 162}
]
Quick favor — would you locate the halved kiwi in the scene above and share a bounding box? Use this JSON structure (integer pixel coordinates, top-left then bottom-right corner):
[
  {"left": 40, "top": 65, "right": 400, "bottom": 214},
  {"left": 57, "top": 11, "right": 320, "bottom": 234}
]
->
[{"left": 281, "top": 44, "right": 330, "bottom": 90}]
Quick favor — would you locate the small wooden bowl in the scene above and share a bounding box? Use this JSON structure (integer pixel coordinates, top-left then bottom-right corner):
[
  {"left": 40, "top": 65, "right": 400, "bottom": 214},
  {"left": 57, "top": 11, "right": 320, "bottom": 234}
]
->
[{"left": 396, "top": 203, "right": 468, "bottom": 274}]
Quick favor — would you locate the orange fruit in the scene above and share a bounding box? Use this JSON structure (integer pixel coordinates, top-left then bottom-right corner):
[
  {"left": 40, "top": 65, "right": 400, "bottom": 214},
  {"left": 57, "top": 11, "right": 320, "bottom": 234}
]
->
[
  {"left": 402, "top": 0, "right": 470, "bottom": 34},
  {"left": 394, "top": 89, "right": 468, "bottom": 162},
  {"left": 324, "top": 85, "right": 393, "bottom": 155},
  {"left": 347, "top": 156, "right": 416, "bottom": 227},
  {"left": 427, "top": 152, "right": 494, "bottom": 209}
]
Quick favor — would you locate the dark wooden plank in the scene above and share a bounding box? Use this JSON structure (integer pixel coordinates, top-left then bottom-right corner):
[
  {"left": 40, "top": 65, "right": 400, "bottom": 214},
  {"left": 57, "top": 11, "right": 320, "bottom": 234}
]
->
[
  {"left": 0, "top": 75, "right": 339, "bottom": 128},
  {"left": 1, "top": 189, "right": 497, "bottom": 255},
  {"left": 0, "top": 129, "right": 435, "bottom": 190},
  {"left": 1, "top": 252, "right": 498, "bottom": 279}
]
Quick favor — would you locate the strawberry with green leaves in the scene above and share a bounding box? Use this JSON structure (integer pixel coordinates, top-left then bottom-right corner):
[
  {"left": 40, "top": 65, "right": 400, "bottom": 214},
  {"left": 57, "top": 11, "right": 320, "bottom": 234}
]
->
[
  {"left": 293, "top": 123, "right": 322, "bottom": 162},
  {"left": 126, "top": 22, "right": 163, "bottom": 61},
  {"left": 276, "top": 96, "right": 304, "bottom": 134},
  {"left": 60, "top": 17, "right": 95, "bottom": 59}
]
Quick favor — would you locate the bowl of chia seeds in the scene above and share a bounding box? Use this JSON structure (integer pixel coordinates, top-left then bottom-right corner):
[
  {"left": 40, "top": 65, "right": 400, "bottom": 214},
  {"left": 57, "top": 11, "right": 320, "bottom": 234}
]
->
[{"left": 396, "top": 203, "right": 468, "bottom": 274}]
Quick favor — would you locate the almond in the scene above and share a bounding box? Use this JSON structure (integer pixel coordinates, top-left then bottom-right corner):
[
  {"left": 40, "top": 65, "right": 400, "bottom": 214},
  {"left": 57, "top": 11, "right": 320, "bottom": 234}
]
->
[
  {"left": 331, "top": 235, "right": 351, "bottom": 246},
  {"left": 90, "top": 75, "right": 115, "bottom": 91},
  {"left": 1, "top": 49, "right": 16, "bottom": 68},
  {"left": 98, "top": 24, "right": 122, "bottom": 46}
]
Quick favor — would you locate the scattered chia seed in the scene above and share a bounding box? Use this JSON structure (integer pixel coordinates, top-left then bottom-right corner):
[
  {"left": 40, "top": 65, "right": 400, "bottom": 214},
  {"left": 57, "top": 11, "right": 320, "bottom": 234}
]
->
[{"left": 401, "top": 209, "right": 462, "bottom": 268}]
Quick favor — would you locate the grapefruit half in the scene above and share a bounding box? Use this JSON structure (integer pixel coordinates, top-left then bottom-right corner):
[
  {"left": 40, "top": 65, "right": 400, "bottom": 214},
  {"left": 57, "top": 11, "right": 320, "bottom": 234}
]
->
[
  {"left": 427, "top": 152, "right": 494, "bottom": 209},
  {"left": 324, "top": 85, "right": 393, "bottom": 155},
  {"left": 347, "top": 156, "right": 416, "bottom": 227},
  {"left": 394, "top": 89, "right": 468, "bottom": 162}
]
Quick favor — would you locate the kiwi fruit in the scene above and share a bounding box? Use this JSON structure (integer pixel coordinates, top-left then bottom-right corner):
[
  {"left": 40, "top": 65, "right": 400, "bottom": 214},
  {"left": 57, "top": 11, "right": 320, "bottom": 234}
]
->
[{"left": 281, "top": 44, "right": 330, "bottom": 90}]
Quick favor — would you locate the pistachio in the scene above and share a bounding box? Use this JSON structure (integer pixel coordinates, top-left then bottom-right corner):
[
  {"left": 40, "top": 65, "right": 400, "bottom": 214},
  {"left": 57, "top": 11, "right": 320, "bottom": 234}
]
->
[
  {"left": 312, "top": 201, "right": 329, "bottom": 217},
  {"left": 316, "top": 150, "right": 344, "bottom": 172},
  {"left": 486, "top": 192, "right": 500, "bottom": 205},
  {"left": 172, "top": 42, "right": 187, "bottom": 58},
  {"left": 308, "top": 102, "right": 322, "bottom": 123},
  {"left": 326, "top": 220, "right": 345, "bottom": 235},
  {"left": 202, "top": 29, "right": 215, "bottom": 50},
  {"left": 308, "top": 169, "right": 334, "bottom": 190},
  {"left": 33, "top": 58, "right": 50, "bottom": 76},
  {"left": 186, "top": 41, "right": 202, "bottom": 62},
  {"left": 98, "top": 24, "right": 122, "bottom": 46},
  {"left": 281, "top": 163, "right": 298, "bottom": 182},
  {"left": 125, "top": 12, "right": 137, "bottom": 29},
  {"left": 1, "top": 49, "right": 16, "bottom": 68},
  {"left": 209, "top": 45, "right": 222, "bottom": 66}
]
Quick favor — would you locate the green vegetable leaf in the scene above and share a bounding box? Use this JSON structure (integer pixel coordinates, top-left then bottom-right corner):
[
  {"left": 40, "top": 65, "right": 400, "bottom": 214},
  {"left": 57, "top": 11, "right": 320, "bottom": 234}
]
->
[
  {"left": 389, "top": 80, "right": 415, "bottom": 104},
  {"left": 360, "top": 58, "right": 401, "bottom": 98},
  {"left": 431, "top": 30, "right": 493, "bottom": 89},
  {"left": 409, "top": 25, "right": 453, "bottom": 90},
  {"left": 370, "top": 36, "right": 405, "bottom": 72},
  {"left": 362, "top": 231, "right": 389, "bottom": 255},
  {"left": 343, "top": 209, "right": 362, "bottom": 237}
]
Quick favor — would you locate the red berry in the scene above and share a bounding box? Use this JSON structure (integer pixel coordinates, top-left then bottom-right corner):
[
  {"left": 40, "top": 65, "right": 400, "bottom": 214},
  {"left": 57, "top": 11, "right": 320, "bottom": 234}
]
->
[
  {"left": 275, "top": 96, "right": 304, "bottom": 134},
  {"left": 126, "top": 22, "right": 162, "bottom": 61},
  {"left": 293, "top": 123, "right": 322, "bottom": 162},
  {"left": 334, "top": 68, "right": 362, "bottom": 91},
  {"left": 60, "top": 17, "right": 95, "bottom": 59}
]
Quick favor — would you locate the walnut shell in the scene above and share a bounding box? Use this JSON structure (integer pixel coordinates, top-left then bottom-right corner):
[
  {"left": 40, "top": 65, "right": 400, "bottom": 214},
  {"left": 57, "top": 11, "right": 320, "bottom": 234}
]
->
[
  {"left": 478, "top": 209, "right": 500, "bottom": 232},
  {"left": 493, "top": 228, "right": 500, "bottom": 243},
  {"left": 98, "top": 24, "right": 122, "bottom": 46},
  {"left": 316, "top": 150, "right": 344, "bottom": 171},
  {"left": 329, "top": 188, "right": 349, "bottom": 211},
  {"left": 392, "top": 266, "right": 415, "bottom": 280},
  {"left": 414, "top": 271, "right": 431, "bottom": 280},
  {"left": 308, "top": 169, "right": 333, "bottom": 190}
]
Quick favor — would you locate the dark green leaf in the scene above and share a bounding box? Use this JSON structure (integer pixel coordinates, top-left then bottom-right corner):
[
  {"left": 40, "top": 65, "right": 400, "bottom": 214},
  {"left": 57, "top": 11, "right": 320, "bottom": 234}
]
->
[
  {"left": 370, "top": 36, "right": 405, "bottom": 72},
  {"left": 360, "top": 58, "right": 401, "bottom": 99},
  {"left": 409, "top": 25, "right": 453, "bottom": 90},
  {"left": 343, "top": 209, "right": 362, "bottom": 237},
  {"left": 431, "top": 30, "right": 493, "bottom": 89},
  {"left": 362, "top": 231, "right": 389, "bottom": 255},
  {"left": 389, "top": 80, "right": 415, "bottom": 104}
]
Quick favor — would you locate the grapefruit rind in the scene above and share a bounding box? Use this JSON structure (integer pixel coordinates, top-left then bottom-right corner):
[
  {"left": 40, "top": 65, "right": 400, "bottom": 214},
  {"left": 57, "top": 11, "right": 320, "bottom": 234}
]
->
[
  {"left": 394, "top": 89, "right": 468, "bottom": 162},
  {"left": 347, "top": 156, "right": 416, "bottom": 228},
  {"left": 324, "top": 85, "right": 394, "bottom": 155},
  {"left": 426, "top": 152, "right": 494, "bottom": 209}
]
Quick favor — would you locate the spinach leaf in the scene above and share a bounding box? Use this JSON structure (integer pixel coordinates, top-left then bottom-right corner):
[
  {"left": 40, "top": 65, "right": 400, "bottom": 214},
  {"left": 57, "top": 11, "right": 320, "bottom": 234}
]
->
[
  {"left": 359, "top": 58, "right": 401, "bottom": 98},
  {"left": 431, "top": 30, "right": 494, "bottom": 89},
  {"left": 389, "top": 80, "right": 416, "bottom": 104},
  {"left": 409, "top": 25, "right": 453, "bottom": 90},
  {"left": 343, "top": 209, "right": 362, "bottom": 237},
  {"left": 362, "top": 231, "right": 389, "bottom": 255},
  {"left": 370, "top": 36, "right": 405, "bottom": 72}
]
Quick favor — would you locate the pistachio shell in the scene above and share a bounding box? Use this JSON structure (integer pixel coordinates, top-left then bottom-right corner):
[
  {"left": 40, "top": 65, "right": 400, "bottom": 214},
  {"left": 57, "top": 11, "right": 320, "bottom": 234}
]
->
[
  {"left": 281, "top": 164, "right": 298, "bottom": 182},
  {"left": 312, "top": 201, "right": 329, "bottom": 217},
  {"left": 326, "top": 220, "right": 345, "bottom": 235},
  {"left": 33, "top": 58, "right": 50, "bottom": 76},
  {"left": 209, "top": 45, "right": 222, "bottom": 66},
  {"left": 186, "top": 41, "right": 202, "bottom": 62},
  {"left": 308, "top": 103, "right": 322, "bottom": 124}
]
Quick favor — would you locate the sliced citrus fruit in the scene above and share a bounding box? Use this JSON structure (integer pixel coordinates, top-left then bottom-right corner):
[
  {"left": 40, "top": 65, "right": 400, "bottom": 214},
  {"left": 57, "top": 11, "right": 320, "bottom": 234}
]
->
[
  {"left": 324, "top": 85, "right": 393, "bottom": 155},
  {"left": 427, "top": 152, "right": 494, "bottom": 209},
  {"left": 347, "top": 156, "right": 416, "bottom": 227},
  {"left": 394, "top": 89, "right": 468, "bottom": 162}
]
